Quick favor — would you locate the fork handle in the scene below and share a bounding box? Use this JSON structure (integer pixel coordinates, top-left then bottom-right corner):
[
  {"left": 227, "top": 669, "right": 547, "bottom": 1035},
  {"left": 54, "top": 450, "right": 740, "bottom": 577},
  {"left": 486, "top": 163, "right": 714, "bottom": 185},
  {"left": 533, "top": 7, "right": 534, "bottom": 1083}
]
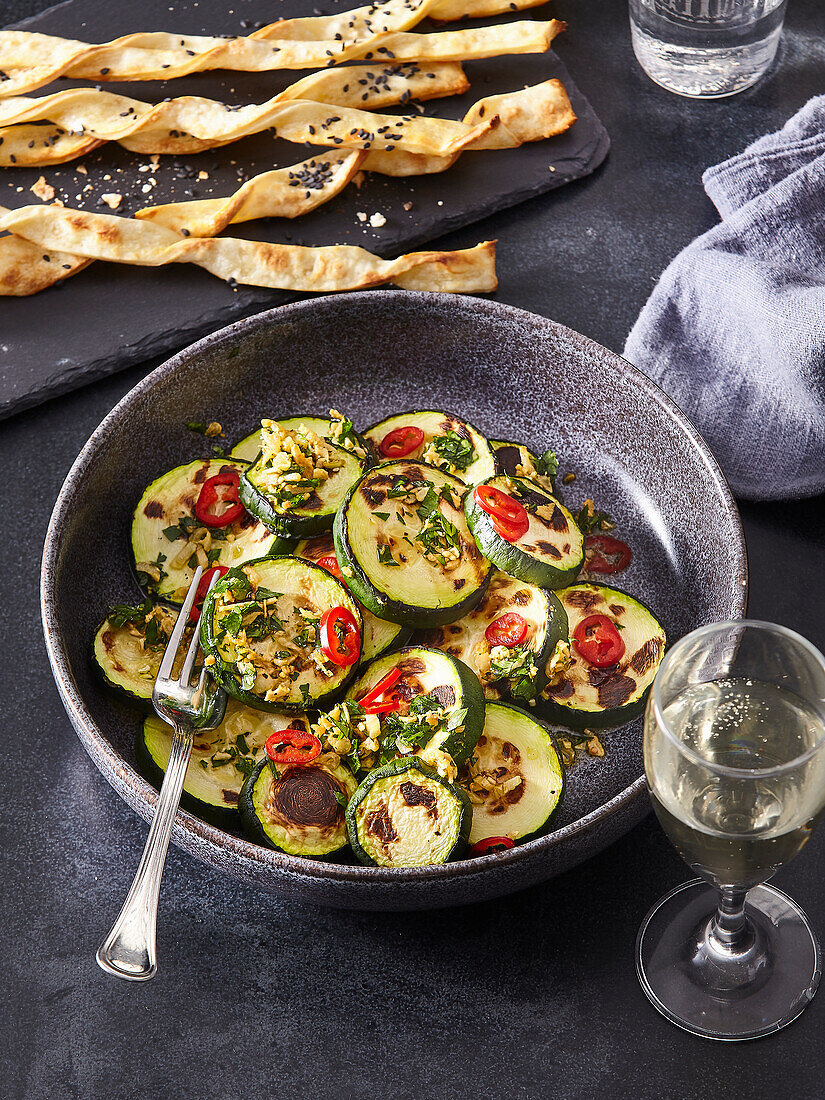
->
[{"left": 96, "top": 725, "right": 193, "bottom": 982}]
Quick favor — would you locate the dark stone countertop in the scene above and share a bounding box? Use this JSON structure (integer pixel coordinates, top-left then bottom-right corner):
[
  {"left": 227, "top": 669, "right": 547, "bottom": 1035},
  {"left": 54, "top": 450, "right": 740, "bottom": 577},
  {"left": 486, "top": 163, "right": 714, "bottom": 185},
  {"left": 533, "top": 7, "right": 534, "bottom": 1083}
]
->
[{"left": 2, "top": 1, "right": 824, "bottom": 1097}]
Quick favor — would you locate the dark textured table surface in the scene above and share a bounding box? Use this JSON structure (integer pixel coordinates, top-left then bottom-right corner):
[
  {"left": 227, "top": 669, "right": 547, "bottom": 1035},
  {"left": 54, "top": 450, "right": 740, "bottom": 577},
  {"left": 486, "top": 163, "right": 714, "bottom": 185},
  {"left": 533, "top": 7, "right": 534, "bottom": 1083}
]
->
[{"left": 3, "top": 1, "right": 825, "bottom": 1097}]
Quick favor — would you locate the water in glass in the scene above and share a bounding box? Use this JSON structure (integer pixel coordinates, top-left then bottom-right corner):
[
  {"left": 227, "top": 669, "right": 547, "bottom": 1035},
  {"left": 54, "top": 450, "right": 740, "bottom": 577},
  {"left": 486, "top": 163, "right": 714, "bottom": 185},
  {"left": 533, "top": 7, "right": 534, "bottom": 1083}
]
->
[{"left": 629, "top": 0, "right": 788, "bottom": 98}]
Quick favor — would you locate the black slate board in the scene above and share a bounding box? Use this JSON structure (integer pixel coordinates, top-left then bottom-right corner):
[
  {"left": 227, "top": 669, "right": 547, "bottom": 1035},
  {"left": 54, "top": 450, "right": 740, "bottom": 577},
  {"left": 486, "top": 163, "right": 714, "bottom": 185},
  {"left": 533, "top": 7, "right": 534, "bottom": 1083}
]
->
[{"left": 0, "top": 0, "right": 609, "bottom": 418}]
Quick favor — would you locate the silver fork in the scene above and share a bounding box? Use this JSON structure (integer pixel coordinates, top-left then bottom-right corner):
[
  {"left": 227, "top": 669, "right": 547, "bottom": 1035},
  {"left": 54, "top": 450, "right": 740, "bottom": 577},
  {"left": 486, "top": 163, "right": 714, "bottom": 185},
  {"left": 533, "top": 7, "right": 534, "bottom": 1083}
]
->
[{"left": 96, "top": 566, "right": 226, "bottom": 982}]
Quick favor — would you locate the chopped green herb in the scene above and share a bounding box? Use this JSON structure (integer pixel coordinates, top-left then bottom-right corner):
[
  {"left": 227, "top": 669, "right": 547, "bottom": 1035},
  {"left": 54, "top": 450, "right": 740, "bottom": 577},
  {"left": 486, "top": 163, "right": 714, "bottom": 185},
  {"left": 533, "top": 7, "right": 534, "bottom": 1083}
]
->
[
  {"left": 186, "top": 421, "right": 208, "bottom": 434},
  {"left": 333, "top": 789, "right": 347, "bottom": 807},
  {"left": 373, "top": 511, "right": 390, "bottom": 521},
  {"left": 377, "top": 544, "right": 399, "bottom": 567},
  {"left": 431, "top": 430, "right": 475, "bottom": 472},
  {"left": 107, "top": 600, "right": 152, "bottom": 628},
  {"left": 536, "top": 449, "right": 559, "bottom": 482}
]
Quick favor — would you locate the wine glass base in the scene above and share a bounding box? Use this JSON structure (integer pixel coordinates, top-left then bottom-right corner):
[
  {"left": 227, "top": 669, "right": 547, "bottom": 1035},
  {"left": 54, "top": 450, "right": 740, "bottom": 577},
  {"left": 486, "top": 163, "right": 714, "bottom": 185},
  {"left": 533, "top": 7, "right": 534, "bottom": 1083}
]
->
[{"left": 636, "top": 879, "right": 821, "bottom": 1040}]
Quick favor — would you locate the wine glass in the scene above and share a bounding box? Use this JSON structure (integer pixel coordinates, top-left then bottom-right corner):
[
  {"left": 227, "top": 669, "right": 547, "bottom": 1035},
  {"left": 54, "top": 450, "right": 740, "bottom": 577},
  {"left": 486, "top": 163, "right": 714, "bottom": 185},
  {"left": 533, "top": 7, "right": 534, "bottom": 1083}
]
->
[{"left": 636, "top": 620, "right": 825, "bottom": 1040}]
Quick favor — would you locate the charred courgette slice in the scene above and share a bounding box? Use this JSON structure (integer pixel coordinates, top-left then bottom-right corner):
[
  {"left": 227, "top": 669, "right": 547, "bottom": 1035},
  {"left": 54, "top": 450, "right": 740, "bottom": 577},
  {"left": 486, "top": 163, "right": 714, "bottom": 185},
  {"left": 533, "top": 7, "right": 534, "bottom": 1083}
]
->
[
  {"left": 539, "top": 582, "right": 666, "bottom": 729},
  {"left": 240, "top": 755, "right": 357, "bottom": 857},
  {"left": 136, "top": 703, "right": 299, "bottom": 829},
  {"left": 364, "top": 410, "right": 495, "bottom": 485},
  {"left": 461, "top": 703, "right": 564, "bottom": 847},
  {"left": 346, "top": 756, "right": 471, "bottom": 867},
  {"left": 93, "top": 600, "right": 195, "bottom": 706},
  {"left": 230, "top": 413, "right": 369, "bottom": 464},
  {"left": 334, "top": 460, "right": 491, "bottom": 628},
  {"left": 239, "top": 419, "right": 367, "bottom": 538},
  {"left": 342, "top": 646, "right": 486, "bottom": 771},
  {"left": 417, "top": 571, "right": 569, "bottom": 703},
  {"left": 132, "top": 459, "right": 282, "bottom": 604},
  {"left": 200, "top": 557, "right": 362, "bottom": 712},
  {"left": 465, "top": 475, "right": 584, "bottom": 590}
]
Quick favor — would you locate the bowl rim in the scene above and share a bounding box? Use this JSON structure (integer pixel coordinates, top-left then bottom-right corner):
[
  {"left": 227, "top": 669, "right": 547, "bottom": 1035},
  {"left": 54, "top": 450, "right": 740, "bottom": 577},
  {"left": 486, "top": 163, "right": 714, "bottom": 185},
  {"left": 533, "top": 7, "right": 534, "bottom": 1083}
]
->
[{"left": 40, "top": 290, "right": 748, "bottom": 884}]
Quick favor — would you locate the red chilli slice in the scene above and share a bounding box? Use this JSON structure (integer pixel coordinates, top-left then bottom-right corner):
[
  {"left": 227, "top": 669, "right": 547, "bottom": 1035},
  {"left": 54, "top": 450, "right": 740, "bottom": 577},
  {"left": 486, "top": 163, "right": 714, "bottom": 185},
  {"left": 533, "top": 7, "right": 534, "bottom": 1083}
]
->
[
  {"left": 358, "top": 667, "right": 403, "bottom": 714},
  {"left": 379, "top": 425, "right": 425, "bottom": 458},
  {"left": 195, "top": 468, "right": 245, "bottom": 528},
  {"left": 470, "top": 836, "right": 515, "bottom": 856},
  {"left": 265, "top": 728, "right": 322, "bottom": 766},
  {"left": 188, "top": 565, "right": 229, "bottom": 622},
  {"left": 473, "top": 485, "right": 529, "bottom": 543},
  {"left": 319, "top": 606, "right": 361, "bottom": 667},
  {"left": 485, "top": 613, "right": 528, "bottom": 648},
  {"left": 586, "top": 535, "right": 632, "bottom": 574},
  {"left": 572, "top": 614, "right": 625, "bottom": 668}
]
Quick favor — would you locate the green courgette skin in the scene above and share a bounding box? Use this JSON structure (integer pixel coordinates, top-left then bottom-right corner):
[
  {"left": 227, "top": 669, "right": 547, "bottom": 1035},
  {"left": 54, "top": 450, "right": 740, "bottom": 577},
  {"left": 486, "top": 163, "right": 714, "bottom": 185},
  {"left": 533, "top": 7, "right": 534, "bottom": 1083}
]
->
[
  {"left": 333, "top": 479, "right": 492, "bottom": 629},
  {"left": 346, "top": 757, "right": 472, "bottom": 866},
  {"left": 346, "top": 646, "right": 486, "bottom": 767},
  {"left": 538, "top": 691, "right": 648, "bottom": 731},
  {"left": 135, "top": 731, "right": 240, "bottom": 831},
  {"left": 464, "top": 481, "right": 583, "bottom": 590},
  {"left": 238, "top": 760, "right": 353, "bottom": 859}
]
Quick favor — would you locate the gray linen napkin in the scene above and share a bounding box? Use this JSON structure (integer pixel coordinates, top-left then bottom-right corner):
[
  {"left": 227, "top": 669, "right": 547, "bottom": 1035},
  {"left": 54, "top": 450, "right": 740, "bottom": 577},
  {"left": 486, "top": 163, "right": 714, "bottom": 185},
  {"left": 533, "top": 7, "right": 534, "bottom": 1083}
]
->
[{"left": 624, "top": 97, "right": 825, "bottom": 501}]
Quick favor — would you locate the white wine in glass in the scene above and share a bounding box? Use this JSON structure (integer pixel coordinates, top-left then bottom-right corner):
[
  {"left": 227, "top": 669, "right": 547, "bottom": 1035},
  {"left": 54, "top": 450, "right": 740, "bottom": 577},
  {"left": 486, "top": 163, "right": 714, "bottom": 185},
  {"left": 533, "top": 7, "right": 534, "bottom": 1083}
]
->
[{"left": 637, "top": 622, "right": 825, "bottom": 1041}]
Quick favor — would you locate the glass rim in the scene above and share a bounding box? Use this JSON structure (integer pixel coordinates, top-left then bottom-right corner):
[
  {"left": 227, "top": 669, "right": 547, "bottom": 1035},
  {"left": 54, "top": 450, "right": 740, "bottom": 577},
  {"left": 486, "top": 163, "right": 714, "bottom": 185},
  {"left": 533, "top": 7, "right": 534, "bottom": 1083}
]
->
[{"left": 651, "top": 619, "right": 825, "bottom": 778}]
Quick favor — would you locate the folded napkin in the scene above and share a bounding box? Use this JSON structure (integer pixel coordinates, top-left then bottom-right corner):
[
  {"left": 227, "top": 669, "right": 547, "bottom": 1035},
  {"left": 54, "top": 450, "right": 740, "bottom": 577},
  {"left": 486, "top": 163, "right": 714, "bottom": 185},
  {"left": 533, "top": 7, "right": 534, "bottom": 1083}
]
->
[{"left": 624, "top": 97, "right": 825, "bottom": 501}]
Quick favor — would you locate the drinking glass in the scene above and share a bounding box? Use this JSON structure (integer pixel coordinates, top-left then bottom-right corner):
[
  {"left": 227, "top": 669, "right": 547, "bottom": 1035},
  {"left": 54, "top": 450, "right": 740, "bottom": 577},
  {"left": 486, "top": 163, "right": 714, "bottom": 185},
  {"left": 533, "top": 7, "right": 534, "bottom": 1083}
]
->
[
  {"left": 629, "top": 0, "right": 789, "bottom": 99},
  {"left": 636, "top": 620, "right": 825, "bottom": 1040}
]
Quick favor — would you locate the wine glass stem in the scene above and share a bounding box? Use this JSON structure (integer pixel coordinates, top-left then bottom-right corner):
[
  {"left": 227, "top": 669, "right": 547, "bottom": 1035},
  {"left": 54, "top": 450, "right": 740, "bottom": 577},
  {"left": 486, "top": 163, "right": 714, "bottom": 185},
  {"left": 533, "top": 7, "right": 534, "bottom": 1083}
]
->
[{"left": 711, "top": 887, "right": 750, "bottom": 950}]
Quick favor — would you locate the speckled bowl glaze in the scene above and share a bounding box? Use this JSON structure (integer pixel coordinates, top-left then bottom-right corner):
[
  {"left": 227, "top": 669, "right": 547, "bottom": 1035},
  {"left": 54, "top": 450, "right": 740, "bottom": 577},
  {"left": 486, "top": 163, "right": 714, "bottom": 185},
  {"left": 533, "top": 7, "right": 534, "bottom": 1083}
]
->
[{"left": 41, "top": 292, "right": 747, "bottom": 910}]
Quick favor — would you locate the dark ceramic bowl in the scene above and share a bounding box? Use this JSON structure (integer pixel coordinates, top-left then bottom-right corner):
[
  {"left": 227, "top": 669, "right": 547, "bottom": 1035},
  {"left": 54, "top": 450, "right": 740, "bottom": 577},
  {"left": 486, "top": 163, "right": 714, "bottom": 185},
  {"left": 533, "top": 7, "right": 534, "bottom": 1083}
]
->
[{"left": 41, "top": 292, "right": 747, "bottom": 910}]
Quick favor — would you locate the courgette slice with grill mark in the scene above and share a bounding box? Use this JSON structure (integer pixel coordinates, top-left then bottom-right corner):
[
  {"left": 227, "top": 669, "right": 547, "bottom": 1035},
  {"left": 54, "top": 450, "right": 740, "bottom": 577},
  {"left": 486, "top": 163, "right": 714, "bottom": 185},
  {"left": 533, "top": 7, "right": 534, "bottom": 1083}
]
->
[
  {"left": 461, "top": 703, "right": 564, "bottom": 847},
  {"left": 342, "top": 646, "right": 486, "bottom": 770},
  {"left": 200, "top": 556, "right": 362, "bottom": 712},
  {"left": 293, "top": 532, "right": 411, "bottom": 663},
  {"left": 93, "top": 601, "right": 197, "bottom": 707},
  {"left": 364, "top": 409, "right": 495, "bottom": 485},
  {"left": 334, "top": 459, "right": 492, "bottom": 629},
  {"left": 346, "top": 756, "right": 471, "bottom": 867},
  {"left": 417, "top": 571, "right": 569, "bottom": 703},
  {"left": 465, "top": 475, "right": 584, "bottom": 590},
  {"left": 240, "top": 429, "right": 366, "bottom": 539},
  {"left": 136, "top": 703, "right": 302, "bottom": 829},
  {"left": 491, "top": 439, "right": 561, "bottom": 498},
  {"left": 538, "top": 582, "right": 666, "bottom": 730},
  {"left": 240, "top": 755, "right": 357, "bottom": 857},
  {"left": 132, "top": 459, "right": 283, "bottom": 604},
  {"left": 230, "top": 414, "right": 369, "bottom": 465}
]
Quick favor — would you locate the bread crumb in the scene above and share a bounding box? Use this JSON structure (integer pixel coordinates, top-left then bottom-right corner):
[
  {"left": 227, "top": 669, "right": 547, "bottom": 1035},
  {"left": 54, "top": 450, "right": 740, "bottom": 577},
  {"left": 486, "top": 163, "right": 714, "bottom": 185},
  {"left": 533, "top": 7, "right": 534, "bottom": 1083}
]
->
[
  {"left": 76, "top": 164, "right": 88, "bottom": 176},
  {"left": 356, "top": 211, "right": 367, "bottom": 222},
  {"left": 31, "top": 176, "right": 55, "bottom": 202},
  {"left": 101, "top": 193, "right": 122, "bottom": 209},
  {"left": 197, "top": 170, "right": 209, "bottom": 180},
  {"left": 353, "top": 171, "right": 366, "bottom": 189},
  {"left": 402, "top": 201, "right": 413, "bottom": 212},
  {"left": 368, "top": 212, "right": 386, "bottom": 228}
]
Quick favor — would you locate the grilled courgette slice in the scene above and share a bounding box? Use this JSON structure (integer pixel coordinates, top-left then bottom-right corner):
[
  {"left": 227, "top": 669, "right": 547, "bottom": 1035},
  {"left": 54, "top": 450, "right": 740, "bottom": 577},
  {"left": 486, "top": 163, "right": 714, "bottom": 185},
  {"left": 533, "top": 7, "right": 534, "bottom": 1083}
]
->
[
  {"left": 465, "top": 475, "right": 584, "bottom": 590},
  {"left": 240, "top": 420, "right": 367, "bottom": 539},
  {"left": 136, "top": 702, "right": 299, "bottom": 829},
  {"left": 346, "top": 756, "right": 471, "bottom": 867},
  {"left": 132, "top": 459, "right": 282, "bottom": 604},
  {"left": 199, "top": 557, "right": 362, "bottom": 712},
  {"left": 93, "top": 601, "right": 197, "bottom": 706},
  {"left": 462, "top": 703, "right": 564, "bottom": 847},
  {"left": 240, "top": 755, "right": 357, "bottom": 857},
  {"left": 334, "top": 460, "right": 491, "bottom": 628},
  {"left": 364, "top": 410, "right": 495, "bottom": 485},
  {"left": 539, "top": 582, "right": 666, "bottom": 729},
  {"left": 417, "top": 571, "right": 569, "bottom": 703},
  {"left": 342, "top": 645, "right": 486, "bottom": 770},
  {"left": 293, "top": 532, "right": 411, "bottom": 663}
]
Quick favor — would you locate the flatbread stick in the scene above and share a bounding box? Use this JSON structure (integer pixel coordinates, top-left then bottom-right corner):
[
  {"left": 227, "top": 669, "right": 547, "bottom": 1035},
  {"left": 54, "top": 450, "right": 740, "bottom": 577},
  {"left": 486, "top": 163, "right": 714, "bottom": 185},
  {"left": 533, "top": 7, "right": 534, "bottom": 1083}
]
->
[
  {"left": 0, "top": 203, "right": 497, "bottom": 295},
  {"left": 0, "top": 13, "right": 562, "bottom": 96},
  {"left": 0, "top": 87, "right": 497, "bottom": 166},
  {"left": 364, "top": 79, "right": 576, "bottom": 175}
]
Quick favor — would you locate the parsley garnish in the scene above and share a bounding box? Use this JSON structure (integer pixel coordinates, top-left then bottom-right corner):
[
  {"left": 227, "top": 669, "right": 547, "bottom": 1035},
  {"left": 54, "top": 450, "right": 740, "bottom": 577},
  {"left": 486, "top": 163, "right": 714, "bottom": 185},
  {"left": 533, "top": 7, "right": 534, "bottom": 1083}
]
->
[
  {"left": 373, "top": 511, "right": 390, "bottom": 521},
  {"left": 187, "top": 421, "right": 208, "bottom": 434},
  {"left": 536, "top": 449, "right": 559, "bottom": 483},
  {"left": 431, "top": 430, "right": 475, "bottom": 472},
  {"left": 107, "top": 600, "right": 152, "bottom": 628},
  {"left": 574, "top": 501, "right": 614, "bottom": 535},
  {"left": 488, "top": 645, "right": 539, "bottom": 700},
  {"left": 333, "top": 790, "right": 347, "bottom": 807},
  {"left": 377, "top": 544, "right": 399, "bottom": 567}
]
